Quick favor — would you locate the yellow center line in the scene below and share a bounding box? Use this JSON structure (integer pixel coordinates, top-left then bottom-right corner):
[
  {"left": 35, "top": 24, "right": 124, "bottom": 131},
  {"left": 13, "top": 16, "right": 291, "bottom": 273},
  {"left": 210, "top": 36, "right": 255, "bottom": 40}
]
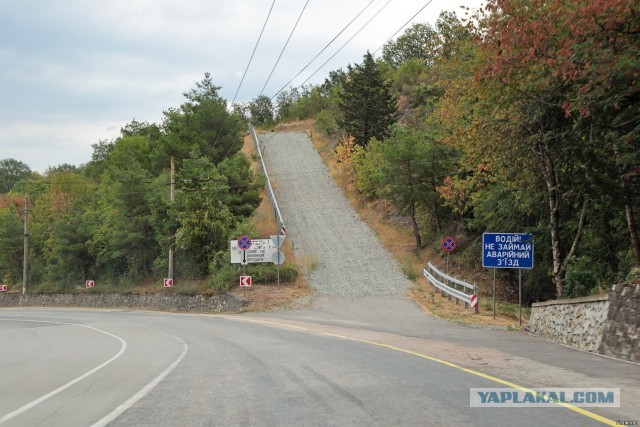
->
[{"left": 223, "top": 315, "right": 617, "bottom": 426}]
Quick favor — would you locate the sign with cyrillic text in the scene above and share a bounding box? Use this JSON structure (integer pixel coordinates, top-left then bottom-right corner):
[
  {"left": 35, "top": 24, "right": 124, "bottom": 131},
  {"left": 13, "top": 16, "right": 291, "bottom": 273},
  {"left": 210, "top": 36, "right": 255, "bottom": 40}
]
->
[{"left": 482, "top": 233, "right": 534, "bottom": 269}]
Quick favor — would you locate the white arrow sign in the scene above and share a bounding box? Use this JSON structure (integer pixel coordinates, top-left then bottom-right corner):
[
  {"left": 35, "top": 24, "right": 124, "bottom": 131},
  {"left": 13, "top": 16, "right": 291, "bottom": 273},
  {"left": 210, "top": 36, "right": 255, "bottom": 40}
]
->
[{"left": 240, "top": 275, "right": 252, "bottom": 287}]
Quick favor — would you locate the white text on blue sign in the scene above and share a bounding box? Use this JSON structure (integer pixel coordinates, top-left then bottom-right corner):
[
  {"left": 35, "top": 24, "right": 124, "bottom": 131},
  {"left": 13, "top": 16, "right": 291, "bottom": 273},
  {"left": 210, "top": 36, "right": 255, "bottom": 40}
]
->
[{"left": 482, "top": 233, "right": 534, "bottom": 269}]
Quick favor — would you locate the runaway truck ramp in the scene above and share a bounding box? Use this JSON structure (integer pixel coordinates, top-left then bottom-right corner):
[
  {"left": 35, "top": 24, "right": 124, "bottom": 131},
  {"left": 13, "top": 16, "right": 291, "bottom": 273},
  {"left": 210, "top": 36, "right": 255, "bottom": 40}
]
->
[{"left": 258, "top": 130, "right": 411, "bottom": 297}]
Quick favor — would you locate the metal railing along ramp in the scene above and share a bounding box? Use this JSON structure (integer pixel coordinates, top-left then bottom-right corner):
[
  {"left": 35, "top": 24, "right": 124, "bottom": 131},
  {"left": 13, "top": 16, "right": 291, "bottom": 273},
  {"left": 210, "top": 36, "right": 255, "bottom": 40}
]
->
[
  {"left": 424, "top": 262, "right": 478, "bottom": 313},
  {"left": 248, "top": 123, "right": 286, "bottom": 235}
]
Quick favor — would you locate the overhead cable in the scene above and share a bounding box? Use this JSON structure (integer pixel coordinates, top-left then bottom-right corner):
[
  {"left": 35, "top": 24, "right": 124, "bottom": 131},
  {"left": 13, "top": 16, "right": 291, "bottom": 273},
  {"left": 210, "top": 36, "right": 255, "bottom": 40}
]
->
[
  {"left": 259, "top": 0, "right": 311, "bottom": 96},
  {"left": 299, "top": 0, "right": 393, "bottom": 87},
  {"left": 230, "top": 0, "right": 277, "bottom": 105},
  {"left": 270, "top": 0, "right": 376, "bottom": 100},
  {"left": 372, "top": 0, "right": 435, "bottom": 56}
]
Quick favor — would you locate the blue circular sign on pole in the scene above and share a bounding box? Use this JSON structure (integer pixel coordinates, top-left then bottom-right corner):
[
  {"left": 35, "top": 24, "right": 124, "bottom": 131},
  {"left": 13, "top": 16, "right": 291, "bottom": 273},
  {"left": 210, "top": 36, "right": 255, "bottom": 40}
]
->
[
  {"left": 238, "top": 236, "right": 252, "bottom": 251},
  {"left": 442, "top": 236, "right": 456, "bottom": 253}
]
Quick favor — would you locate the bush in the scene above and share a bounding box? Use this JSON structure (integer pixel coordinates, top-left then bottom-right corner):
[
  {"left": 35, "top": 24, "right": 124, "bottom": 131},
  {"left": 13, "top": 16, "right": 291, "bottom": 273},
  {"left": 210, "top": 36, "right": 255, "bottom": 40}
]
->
[
  {"left": 315, "top": 110, "right": 338, "bottom": 136},
  {"left": 564, "top": 256, "right": 608, "bottom": 298},
  {"left": 248, "top": 264, "right": 298, "bottom": 284},
  {"left": 207, "top": 264, "right": 242, "bottom": 294}
]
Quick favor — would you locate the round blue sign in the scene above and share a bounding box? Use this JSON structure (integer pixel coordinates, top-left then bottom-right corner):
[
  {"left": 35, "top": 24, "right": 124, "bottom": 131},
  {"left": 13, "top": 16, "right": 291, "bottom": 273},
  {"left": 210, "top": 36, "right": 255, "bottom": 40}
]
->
[
  {"left": 238, "top": 236, "right": 252, "bottom": 251},
  {"left": 442, "top": 236, "right": 456, "bottom": 252}
]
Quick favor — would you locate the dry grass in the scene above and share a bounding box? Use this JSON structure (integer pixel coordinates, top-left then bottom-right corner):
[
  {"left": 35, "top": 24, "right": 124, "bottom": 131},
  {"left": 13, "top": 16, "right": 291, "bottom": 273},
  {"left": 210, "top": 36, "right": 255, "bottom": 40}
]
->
[
  {"left": 228, "top": 132, "right": 312, "bottom": 311},
  {"left": 309, "top": 123, "right": 526, "bottom": 328},
  {"left": 240, "top": 121, "right": 525, "bottom": 327}
]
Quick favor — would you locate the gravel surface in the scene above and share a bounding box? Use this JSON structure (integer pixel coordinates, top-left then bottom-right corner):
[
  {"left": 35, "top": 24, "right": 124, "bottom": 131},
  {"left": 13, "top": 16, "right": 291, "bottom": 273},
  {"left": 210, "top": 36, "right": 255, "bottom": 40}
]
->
[{"left": 260, "top": 131, "right": 411, "bottom": 297}]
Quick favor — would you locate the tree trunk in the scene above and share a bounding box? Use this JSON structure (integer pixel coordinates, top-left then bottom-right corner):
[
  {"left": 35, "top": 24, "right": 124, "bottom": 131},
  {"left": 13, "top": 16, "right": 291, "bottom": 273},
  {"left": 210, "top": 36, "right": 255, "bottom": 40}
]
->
[
  {"left": 540, "top": 141, "right": 590, "bottom": 298},
  {"left": 409, "top": 202, "right": 422, "bottom": 247},
  {"left": 626, "top": 202, "right": 640, "bottom": 266},
  {"left": 539, "top": 142, "right": 564, "bottom": 298},
  {"left": 432, "top": 155, "right": 442, "bottom": 233},
  {"left": 623, "top": 181, "right": 640, "bottom": 266}
]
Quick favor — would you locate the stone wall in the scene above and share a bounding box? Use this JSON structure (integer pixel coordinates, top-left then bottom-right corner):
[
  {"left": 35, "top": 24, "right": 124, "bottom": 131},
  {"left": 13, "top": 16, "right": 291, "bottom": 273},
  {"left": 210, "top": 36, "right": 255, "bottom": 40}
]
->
[
  {"left": 530, "top": 283, "right": 640, "bottom": 363},
  {"left": 0, "top": 292, "right": 246, "bottom": 313},
  {"left": 599, "top": 283, "right": 640, "bottom": 363},
  {"left": 529, "top": 294, "right": 610, "bottom": 353}
]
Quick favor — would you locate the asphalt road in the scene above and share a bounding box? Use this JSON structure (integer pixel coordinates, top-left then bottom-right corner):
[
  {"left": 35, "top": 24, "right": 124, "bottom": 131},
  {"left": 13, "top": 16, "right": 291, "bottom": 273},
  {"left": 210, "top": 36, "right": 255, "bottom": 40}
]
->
[{"left": 1, "top": 307, "right": 635, "bottom": 426}]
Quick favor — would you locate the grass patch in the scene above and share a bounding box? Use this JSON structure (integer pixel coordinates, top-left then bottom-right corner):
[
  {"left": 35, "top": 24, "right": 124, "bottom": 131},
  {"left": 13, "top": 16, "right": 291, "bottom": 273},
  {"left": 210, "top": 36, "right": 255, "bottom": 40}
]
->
[
  {"left": 300, "top": 255, "right": 320, "bottom": 272},
  {"left": 402, "top": 254, "right": 419, "bottom": 281}
]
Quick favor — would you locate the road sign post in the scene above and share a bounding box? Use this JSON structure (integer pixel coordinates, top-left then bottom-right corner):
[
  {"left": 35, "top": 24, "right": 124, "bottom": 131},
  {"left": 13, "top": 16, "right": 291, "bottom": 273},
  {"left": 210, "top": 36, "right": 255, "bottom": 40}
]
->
[
  {"left": 271, "top": 235, "right": 286, "bottom": 287},
  {"left": 482, "top": 233, "right": 534, "bottom": 325},
  {"left": 163, "top": 278, "right": 174, "bottom": 288},
  {"left": 442, "top": 237, "right": 456, "bottom": 294},
  {"left": 85, "top": 280, "right": 95, "bottom": 288}
]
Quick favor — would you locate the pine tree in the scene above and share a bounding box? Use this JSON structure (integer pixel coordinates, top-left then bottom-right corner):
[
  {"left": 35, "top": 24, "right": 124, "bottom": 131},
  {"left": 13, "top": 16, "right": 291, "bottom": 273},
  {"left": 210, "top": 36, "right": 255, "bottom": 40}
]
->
[{"left": 338, "top": 51, "right": 397, "bottom": 147}]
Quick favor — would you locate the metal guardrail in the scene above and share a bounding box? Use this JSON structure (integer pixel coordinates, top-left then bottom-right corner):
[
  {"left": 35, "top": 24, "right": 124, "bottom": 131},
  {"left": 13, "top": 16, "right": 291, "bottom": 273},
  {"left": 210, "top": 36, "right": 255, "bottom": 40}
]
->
[
  {"left": 248, "top": 123, "right": 286, "bottom": 234},
  {"left": 424, "top": 262, "right": 478, "bottom": 312}
]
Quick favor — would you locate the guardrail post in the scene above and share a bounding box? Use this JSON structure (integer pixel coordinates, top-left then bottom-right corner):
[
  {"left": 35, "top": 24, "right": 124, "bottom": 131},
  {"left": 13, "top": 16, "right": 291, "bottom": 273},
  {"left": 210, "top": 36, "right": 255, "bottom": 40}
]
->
[
  {"left": 454, "top": 281, "right": 459, "bottom": 304},
  {"left": 474, "top": 285, "right": 479, "bottom": 314}
]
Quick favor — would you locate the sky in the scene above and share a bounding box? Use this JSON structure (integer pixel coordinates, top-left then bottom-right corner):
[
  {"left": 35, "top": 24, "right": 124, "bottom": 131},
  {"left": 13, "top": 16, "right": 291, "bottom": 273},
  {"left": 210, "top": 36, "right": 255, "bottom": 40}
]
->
[{"left": 0, "top": 0, "right": 485, "bottom": 173}]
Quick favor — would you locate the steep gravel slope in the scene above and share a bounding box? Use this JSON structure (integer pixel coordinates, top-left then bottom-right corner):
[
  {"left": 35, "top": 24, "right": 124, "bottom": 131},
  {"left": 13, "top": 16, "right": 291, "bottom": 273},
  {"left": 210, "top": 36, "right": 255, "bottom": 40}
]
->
[{"left": 260, "top": 131, "right": 411, "bottom": 297}]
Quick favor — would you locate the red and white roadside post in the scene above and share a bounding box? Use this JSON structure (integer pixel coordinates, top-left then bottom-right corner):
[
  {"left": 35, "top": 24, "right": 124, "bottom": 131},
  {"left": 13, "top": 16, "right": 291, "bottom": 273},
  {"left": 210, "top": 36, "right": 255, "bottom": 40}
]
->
[{"left": 470, "top": 286, "right": 479, "bottom": 314}]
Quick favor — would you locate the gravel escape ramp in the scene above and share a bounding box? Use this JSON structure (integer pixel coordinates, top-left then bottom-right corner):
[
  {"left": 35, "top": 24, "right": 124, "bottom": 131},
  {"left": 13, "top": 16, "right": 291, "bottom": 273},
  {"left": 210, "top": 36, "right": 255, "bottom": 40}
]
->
[{"left": 260, "top": 131, "right": 411, "bottom": 298}]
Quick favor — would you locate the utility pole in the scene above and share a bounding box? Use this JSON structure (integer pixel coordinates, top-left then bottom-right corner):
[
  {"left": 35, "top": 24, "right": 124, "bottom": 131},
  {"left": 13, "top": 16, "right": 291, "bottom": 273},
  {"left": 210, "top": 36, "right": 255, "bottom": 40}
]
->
[
  {"left": 168, "top": 156, "right": 175, "bottom": 280},
  {"left": 22, "top": 197, "right": 29, "bottom": 295}
]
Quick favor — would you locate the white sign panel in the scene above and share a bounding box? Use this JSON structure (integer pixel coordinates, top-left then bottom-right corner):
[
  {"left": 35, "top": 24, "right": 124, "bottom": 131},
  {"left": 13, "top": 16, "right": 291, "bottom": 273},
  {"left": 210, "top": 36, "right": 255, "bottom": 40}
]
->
[
  {"left": 230, "top": 239, "right": 277, "bottom": 264},
  {"left": 270, "top": 234, "right": 286, "bottom": 248}
]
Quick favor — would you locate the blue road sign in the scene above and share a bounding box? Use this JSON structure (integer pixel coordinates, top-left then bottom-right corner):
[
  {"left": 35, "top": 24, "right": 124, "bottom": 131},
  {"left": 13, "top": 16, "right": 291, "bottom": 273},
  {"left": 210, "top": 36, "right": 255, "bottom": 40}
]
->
[
  {"left": 482, "top": 233, "right": 534, "bottom": 269},
  {"left": 237, "top": 236, "right": 252, "bottom": 251},
  {"left": 442, "top": 236, "right": 456, "bottom": 252}
]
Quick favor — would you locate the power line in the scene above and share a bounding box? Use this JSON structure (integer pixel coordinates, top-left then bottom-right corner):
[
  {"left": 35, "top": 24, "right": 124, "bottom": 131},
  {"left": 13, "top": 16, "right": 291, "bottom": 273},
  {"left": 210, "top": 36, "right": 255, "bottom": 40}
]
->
[
  {"left": 259, "top": 0, "right": 311, "bottom": 97},
  {"left": 372, "top": 0, "right": 436, "bottom": 56},
  {"left": 231, "top": 0, "right": 277, "bottom": 106},
  {"left": 211, "top": 0, "right": 277, "bottom": 150},
  {"left": 299, "top": 0, "right": 394, "bottom": 88},
  {"left": 270, "top": 0, "right": 376, "bottom": 101}
]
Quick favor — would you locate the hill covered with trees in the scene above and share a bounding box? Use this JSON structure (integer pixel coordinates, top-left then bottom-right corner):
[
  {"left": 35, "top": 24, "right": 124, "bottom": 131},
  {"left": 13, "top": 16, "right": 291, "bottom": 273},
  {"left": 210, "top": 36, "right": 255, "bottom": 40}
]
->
[
  {"left": 0, "top": 74, "right": 261, "bottom": 292},
  {"left": 251, "top": 1, "right": 639, "bottom": 303}
]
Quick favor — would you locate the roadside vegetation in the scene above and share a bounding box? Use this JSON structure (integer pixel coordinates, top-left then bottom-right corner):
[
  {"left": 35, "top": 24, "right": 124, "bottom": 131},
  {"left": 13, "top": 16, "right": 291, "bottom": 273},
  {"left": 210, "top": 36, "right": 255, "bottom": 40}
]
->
[
  {"left": 0, "top": 74, "right": 299, "bottom": 296},
  {"left": 256, "top": 2, "right": 640, "bottom": 314},
  {"left": 1, "top": 1, "right": 638, "bottom": 321}
]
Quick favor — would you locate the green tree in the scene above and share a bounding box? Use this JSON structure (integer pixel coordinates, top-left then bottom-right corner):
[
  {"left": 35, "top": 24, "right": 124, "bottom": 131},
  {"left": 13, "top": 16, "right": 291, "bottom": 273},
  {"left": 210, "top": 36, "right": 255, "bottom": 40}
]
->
[
  {"left": 34, "top": 171, "right": 97, "bottom": 285},
  {"left": 378, "top": 126, "right": 455, "bottom": 245},
  {"left": 162, "top": 72, "right": 243, "bottom": 165},
  {"left": 382, "top": 23, "right": 438, "bottom": 68},
  {"left": 275, "top": 87, "right": 300, "bottom": 121},
  {"left": 172, "top": 154, "right": 235, "bottom": 276},
  {"left": 0, "top": 196, "right": 24, "bottom": 284},
  {"left": 0, "top": 159, "right": 32, "bottom": 193},
  {"left": 87, "top": 135, "right": 162, "bottom": 282},
  {"left": 482, "top": 0, "right": 640, "bottom": 267},
  {"left": 473, "top": 0, "right": 640, "bottom": 296},
  {"left": 217, "top": 153, "right": 262, "bottom": 218},
  {"left": 338, "top": 51, "right": 397, "bottom": 147},
  {"left": 248, "top": 95, "right": 274, "bottom": 125}
]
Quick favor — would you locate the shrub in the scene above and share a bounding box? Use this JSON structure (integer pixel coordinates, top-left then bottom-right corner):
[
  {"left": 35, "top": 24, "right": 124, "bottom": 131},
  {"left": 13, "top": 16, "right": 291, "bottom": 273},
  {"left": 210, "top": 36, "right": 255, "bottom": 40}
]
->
[{"left": 315, "top": 110, "right": 338, "bottom": 136}]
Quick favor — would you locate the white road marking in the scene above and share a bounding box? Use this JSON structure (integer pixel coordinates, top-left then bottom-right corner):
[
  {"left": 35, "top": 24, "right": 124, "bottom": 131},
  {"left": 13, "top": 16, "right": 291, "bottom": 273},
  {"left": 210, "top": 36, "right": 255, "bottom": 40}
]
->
[
  {"left": 0, "top": 319, "right": 127, "bottom": 424},
  {"left": 91, "top": 333, "right": 188, "bottom": 427}
]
